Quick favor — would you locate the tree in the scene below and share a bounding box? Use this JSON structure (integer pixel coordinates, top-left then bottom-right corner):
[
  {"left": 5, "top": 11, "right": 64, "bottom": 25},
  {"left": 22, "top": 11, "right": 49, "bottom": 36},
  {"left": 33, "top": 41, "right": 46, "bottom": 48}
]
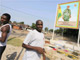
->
[
  {"left": 49, "top": 29, "right": 53, "bottom": 32},
  {"left": 13, "top": 21, "right": 17, "bottom": 24},
  {"left": 54, "top": 28, "right": 63, "bottom": 34},
  {"left": 19, "top": 22, "right": 24, "bottom": 24},
  {"left": 31, "top": 23, "right": 36, "bottom": 29},
  {"left": 45, "top": 27, "right": 48, "bottom": 32},
  {"left": 63, "top": 28, "right": 78, "bottom": 38},
  {"left": 55, "top": 28, "right": 78, "bottom": 39},
  {"left": 9, "top": 21, "right": 12, "bottom": 24}
]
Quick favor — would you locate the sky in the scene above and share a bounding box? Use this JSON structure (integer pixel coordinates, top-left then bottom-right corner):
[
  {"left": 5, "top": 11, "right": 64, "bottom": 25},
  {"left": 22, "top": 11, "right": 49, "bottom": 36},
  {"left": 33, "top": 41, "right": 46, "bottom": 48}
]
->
[{"left": 0, "top": 0, "right": 77, "bottom": 29}]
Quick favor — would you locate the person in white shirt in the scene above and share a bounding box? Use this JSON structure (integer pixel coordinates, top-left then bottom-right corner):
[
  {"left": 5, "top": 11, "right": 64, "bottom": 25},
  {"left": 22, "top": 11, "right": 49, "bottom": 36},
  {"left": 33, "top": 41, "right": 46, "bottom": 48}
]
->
[
  {"left": 22, "top": 20, "right": 45, "bottom": 60},
  {"left": 0, "top": 13, "right": 12, "bottom": 60}
]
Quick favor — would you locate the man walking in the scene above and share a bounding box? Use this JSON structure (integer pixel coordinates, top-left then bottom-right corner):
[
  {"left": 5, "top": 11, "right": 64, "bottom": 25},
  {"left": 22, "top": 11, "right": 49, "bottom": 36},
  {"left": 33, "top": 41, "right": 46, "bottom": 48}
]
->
[{"left": 22, "top": 20, "right": 45, "bottom": 60}]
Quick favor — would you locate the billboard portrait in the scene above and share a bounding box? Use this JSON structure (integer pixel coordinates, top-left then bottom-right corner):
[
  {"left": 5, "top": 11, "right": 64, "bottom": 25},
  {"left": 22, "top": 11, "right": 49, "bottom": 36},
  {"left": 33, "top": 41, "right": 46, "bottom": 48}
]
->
[{"left": 55, "top": 1, "right": 80, "bottom": 29}]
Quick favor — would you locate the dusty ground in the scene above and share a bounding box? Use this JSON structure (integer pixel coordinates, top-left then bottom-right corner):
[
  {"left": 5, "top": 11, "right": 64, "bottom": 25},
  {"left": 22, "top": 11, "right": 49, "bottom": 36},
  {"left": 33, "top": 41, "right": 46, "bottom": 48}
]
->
[
  {"left": 2, "top": 45, "right": 24, "bottom": 60},
  {"left": 1, "top": 29, "right": 80, "bottom": 60}
]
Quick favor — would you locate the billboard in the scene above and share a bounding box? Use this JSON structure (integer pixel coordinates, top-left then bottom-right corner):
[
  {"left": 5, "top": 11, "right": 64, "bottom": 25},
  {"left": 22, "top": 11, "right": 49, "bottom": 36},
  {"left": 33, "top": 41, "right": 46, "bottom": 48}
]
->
[{"left": 55, "top": 1, "right": 80, "bottom": 29}]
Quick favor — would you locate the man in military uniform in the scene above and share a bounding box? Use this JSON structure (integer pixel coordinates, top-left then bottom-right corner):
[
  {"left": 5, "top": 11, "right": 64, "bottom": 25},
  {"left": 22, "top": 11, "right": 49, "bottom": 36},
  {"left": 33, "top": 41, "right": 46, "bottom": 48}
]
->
[{"left": 63, "top": 6, "right": 71, "bottom": 21}]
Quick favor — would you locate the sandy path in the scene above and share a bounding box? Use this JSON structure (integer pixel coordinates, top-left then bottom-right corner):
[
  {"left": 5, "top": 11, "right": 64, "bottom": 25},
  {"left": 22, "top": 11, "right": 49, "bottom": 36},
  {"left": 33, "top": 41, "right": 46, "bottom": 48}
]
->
[
  {"left": 2, "top": 45, "right": 25, "bottom": 60},
  {"left": 1, "top": 30, "right": 80, "bottom": 60}
]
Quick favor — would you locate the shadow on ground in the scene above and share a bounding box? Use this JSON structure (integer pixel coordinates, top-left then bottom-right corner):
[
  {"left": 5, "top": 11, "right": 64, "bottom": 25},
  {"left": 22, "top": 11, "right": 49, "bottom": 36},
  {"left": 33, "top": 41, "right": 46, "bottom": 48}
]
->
[
  {"left": 46, "top": 56, "right": 50, "bottom": 60},
  {"left": 6, "top": 52, "right": 17, "bottom": 60}
]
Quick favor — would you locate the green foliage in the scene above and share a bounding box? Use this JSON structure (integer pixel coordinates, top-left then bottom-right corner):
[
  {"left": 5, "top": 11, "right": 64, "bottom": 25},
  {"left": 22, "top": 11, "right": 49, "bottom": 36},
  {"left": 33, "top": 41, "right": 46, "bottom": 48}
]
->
[
  {"left": 19, "top": 22, "right": 24, "bottom": 24},
  {"left": 13, "top": 21, "right": 24, "bottom": 24},
  {"left": 49, "top": 29, "right": 53, "bottom": 32},
  {"left": 31, "top": 23, "right": 36, "bottom": 29},
  {"left": 9, "top": 21, "right": 12, "bottom": 24},
  {"left": 54, "top": 28, "right": 62, "bottom": 34},
  {"left": 55, "top": 28, "right": 78, "bottom": 38},
  {"left": 13, "top": 21, "right": 17, "bottom": 23},
  {"left": 7, "top": 38, "right": 23, "bottom": 47},
  {"left": 45, "top": 27, "right": 48, "bottom": 32},
  {"left": 63, "top": 29, "right": 78, "bottom": 38}
]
